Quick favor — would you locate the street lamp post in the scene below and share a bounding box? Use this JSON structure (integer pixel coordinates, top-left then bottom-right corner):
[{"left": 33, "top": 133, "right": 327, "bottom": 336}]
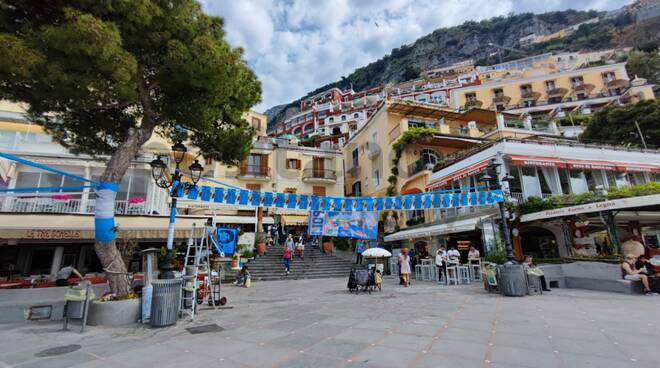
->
[
  {"left": 150, "top": 142, "right": 203, "bottom": 279},
  {"left": 480, "top": 158, "right": 516, "bottom": 263}
]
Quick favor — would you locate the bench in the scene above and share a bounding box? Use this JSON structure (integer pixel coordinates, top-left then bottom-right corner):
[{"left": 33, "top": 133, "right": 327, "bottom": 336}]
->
[{"left": 539, "top": 262, "right": 644, "bottom": 295}]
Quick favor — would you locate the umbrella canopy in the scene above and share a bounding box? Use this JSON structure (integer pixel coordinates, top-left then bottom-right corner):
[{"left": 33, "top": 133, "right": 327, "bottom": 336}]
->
[{"left": 362, "top": 248, "right": 392, "bottom": 258}]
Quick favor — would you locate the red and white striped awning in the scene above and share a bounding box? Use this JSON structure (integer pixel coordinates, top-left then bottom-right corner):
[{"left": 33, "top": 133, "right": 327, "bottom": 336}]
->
[{"left": 427, "top": 160, "right": 489, "bottom": 190}]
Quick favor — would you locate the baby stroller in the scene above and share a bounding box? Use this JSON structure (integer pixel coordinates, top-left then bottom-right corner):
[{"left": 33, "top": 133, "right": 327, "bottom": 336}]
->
[{"left": 349, "top": 268, "right": 375, "bottom": 293}]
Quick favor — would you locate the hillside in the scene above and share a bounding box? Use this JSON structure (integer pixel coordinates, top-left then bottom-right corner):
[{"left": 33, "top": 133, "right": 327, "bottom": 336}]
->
[{"left": 267, "top": 4, "right": 655, "bottom": 129}]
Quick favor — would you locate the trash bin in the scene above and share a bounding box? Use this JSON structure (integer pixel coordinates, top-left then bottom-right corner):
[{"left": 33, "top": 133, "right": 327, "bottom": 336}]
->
[
  {"left": 497, "top": 264, "right": 527, "bottom": 297},
  {"left": 150, "top": 279, "right": 182, "bottom": 327}
]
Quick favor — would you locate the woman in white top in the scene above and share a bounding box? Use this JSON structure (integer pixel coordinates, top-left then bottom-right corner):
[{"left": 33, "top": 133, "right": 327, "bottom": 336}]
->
[
  {"left": 435, "top": 247, "right": 447, "bottom": 283},
  {"left": 295, "top": 236, "right": 305, "bottom": 259},
  {"left": 398, "top": 248, "right": 412, "bottom": 287}
]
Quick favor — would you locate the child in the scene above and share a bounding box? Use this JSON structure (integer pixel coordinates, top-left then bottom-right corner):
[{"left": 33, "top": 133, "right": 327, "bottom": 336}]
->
[
  {"left": 283, "top": 246, "right": 293, "bottom": 275},
  {"left": 374, "top": 269, "right": 382, "bottom": 291}
]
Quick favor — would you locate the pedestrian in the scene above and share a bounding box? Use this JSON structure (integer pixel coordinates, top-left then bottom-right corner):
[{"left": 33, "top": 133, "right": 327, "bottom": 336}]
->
[
  {"left": 356, "top": 240, "right": 365, "bottom": 264},
  {"left": 283, "top": 245, "right": 293, "bottom": 275},
  {"left": 435, "top": 247, "right": 447, "bottom": 283},
  {"left": 271, "top": 224, "right": 280, "bottom": 246},
  {"left": 234, "top": 265, "right": 250, "bottom": 286},
  {"left": 399, "top": 248, "right": 411, "bottom": 287},
  {"left": 55, "top": 264, "right": 83, "bottom": 287},
  {"left": 468, "top": 246, "right": 480, "bottom": 259},
  {"left": 296, "top": 235, "right": 305, "bottom": 259},
  {"left": 285, "top": 234, "right": 295, "bottom": 251}
]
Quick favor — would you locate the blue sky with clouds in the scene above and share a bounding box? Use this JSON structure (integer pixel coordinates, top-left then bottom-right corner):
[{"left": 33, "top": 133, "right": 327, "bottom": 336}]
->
[{"left": 200, "top": 0, "right": 633, "bottom": 112}]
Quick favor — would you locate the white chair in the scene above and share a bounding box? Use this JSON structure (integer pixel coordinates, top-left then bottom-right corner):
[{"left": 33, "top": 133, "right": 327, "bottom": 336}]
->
[
  {"left": 457, "top": 265, "right": 471, "bottom": 284},
  {"left": 415, "top": 264, "right": 423, "bottom": 280},
  {"left": 468, "top": 258, "right": 482, "bottom": 281},
  {"left": 446, "top": 265, "right": 459, "bottom": 285}
]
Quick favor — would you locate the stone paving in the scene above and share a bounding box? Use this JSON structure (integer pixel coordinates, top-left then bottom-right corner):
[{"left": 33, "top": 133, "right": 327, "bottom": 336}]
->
[{"left": 1, "top": 277, "right": 659, "bottom": 368}]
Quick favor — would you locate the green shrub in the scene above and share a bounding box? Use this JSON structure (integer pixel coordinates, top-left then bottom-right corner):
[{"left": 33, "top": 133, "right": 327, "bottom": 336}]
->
[{"left": 332, "top": 237, "right": 352, "bottom": 251}]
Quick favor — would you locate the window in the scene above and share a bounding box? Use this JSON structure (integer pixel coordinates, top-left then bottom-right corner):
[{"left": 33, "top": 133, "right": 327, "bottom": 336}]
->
[
  {"left": 374, "top": 169, "right": 380, "bottom": 187},
  {"left": 351, "top": 148, "right": 359, "bottom": 168},
  {"left": 420, "top": 149, "right": 441, "bottom": 166},
  {"left": 283, "top": 188, "right": 297, "bottom": 194},
  {"left": 548, "top": 96, "right": 562, "bottom": 104},
  {"left": 286, "top": 159, "right": 300, "bottom": 169},
  {"left": 545, "top": 80, "right": 556, "bottom": 90},
  {"left": 351, "top": 181, "right": 362, "bottom": 196},
  {"left": 602, "top": 72, "right": 615, "bottom": 83},
  {"left": 522, "top": 100, "right": 536, "bottom": 107},
  {"left": 353, "top": 113, "right": 359, "bottom": 119},
  {"left": 520, "top": 84, "right": 532, "bottom": 94},
  {"left": 571, "top": 76, "right": 584, "bottom": 88},
  {"left": 313, "top": 186, "right": 326, "bottom": 196},
  {"left": 246, "top": 183, "right": 261, "bottom": 191},
  {"left": 328, "top": 117, "right": 334, "bottom": 123},
  {"left": 319, "top": 111, "right": 326, "bottom": 117},
  {"left": 371, "top": 131, "right": 377, "bottom": 143},
  {"left": 408, "top": 120, "right": 427, "bottom": 129},
  {"left": 465, "top": 92, "right": 476, "bottom": 102},
  {"left": 569, "top": 170, "right": 589, "bottom": 194},
  {"left": 496, "top": 104, "right": 505, "bottom": 111},
  {"left": 493, "top": 88, "right": 504, "bottom": 98},
  {"left": 204, "top": 157, "right": 213, "bottom": 165},
  {"left": 251, "top": 117, "right": 261, "bottom": 131},
  {"left": 341, "top": 115, "right": 347, "bottom": 121},
  {"left": 576, "top": 93, "right": 587, "bottom": 101}
]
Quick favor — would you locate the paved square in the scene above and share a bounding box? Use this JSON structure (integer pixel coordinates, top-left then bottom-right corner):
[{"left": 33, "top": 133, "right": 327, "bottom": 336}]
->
[{"left": 1, "top": 277, "right": 659, "bottom": 368}]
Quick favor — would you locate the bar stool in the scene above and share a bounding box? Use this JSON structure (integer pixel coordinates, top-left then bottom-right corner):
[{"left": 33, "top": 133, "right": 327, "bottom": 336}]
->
[
  {"left": 468, "top": 258, "right": 482, "bottom": 281},
  {"left": 446, "top": 264, "right": 459, "bottom": 285},
  {"left": 457, "top": 264, "right": 471, "bottom": 284},
  {"left": 415, "top": 264, "right": 423, "bottom": 280},
  {"left": 420, "top": 259, "right": 433, "bottom": 281}
]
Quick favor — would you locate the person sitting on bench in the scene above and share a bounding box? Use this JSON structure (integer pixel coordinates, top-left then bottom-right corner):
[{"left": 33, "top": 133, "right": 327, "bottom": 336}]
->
[
  {"left": 524, "top": 256, "right": 550, "bottom": 292},
  {"left": 622, "top": 254, "right": 657, "bottom": 296}
]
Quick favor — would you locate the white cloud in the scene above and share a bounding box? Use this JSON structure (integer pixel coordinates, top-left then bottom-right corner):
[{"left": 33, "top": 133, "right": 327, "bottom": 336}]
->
[{"left": 199, "top": 0, "right": 632, "bottom": 113}]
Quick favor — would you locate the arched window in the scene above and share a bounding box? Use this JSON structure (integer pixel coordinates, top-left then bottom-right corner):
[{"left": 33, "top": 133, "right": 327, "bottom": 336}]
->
[
  {"left": 328, "top": 117, "right": 334, "bottom": 123},
  {"left": 420, "top": 148, "right": 441, "bottom": 166},
  {"left": 341, "top": 115, "right": 347, "bottom": 121},
  {"left": 353, "top": 113, "right": 359, "bottom": 119}
]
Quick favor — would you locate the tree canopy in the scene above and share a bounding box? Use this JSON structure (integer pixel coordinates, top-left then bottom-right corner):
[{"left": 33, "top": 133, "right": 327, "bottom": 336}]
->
[
  {"left": 0, "top": 0, "right": 261, "bottom": 166},
  {"left": 580, "top": 100, "right": 660, "bottom": 148},
  {"left": 625, "top": 50, "right": 660, "bottom": 91}
]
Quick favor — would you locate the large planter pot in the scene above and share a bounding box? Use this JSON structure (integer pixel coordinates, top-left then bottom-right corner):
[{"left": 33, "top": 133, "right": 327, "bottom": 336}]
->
[
  {"left": 322, "top": 242, "right": 333, "bottom": 254},
  {"left": 255, "top": 242, "right": 266, "bottom": 255},
  {"left": 87, "top": 298, "right": 141, "bottom": 326}
]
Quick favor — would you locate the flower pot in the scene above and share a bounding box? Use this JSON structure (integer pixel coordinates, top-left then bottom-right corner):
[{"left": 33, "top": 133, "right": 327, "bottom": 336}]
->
[
  {"left": 255, "top": 242, "right": 266, "bottom": 255},
  {"left": 87, "top": 298, "right": 140, "bottom": 326},
  {"left": 322, "top": 242, "right": 333, "bottom": 254}
]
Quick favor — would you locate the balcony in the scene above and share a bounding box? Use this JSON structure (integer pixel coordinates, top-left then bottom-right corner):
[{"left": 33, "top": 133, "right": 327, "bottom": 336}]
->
[
  {"left": 347, "top": 163, "right": 361, "bottom": 177},
  {"left": 302, "top": 168, "right": 337, "bottom": 183},
  {"left": 492, "top": 95, "right": 511, "bottom": 104},
  {"left": 465, "top": 99, "right": 483, "bottom": 108},
  {"left": 572, "top": 83, "right": 595, "bottom": 93},
  {"left": 1, "top": 197, "right": 148, "bottom": 215},
  {"left": 367, "top": 142, "right": 381, "bottom": 159},
  {"left": 407, "top": 159, "right": 435, "bottom": 177},
  {"left": 237, "top": 165, "right": 271, "bottom": 181},
  {"left": 521, "top": 91, "right": 542, "bottom": 100}
]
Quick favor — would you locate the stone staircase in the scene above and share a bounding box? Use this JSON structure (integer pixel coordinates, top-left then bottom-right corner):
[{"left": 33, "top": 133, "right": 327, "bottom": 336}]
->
[{"left": 246, "top": 244, "right": 363, "bottom": 281}]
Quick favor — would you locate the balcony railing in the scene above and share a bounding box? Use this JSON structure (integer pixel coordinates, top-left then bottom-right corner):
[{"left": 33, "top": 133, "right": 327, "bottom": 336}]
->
[
  {"left": 302, "top": 168, "right": 337, "bottom": 182},
  {"left": 1, "top": 197, "right": 148, "bottom": 215},
  {"left": 238, "top": 165, "right": 271, "bottom": 179},
  {"left": 509, "top": 192, "right": 554, "bottom": 203},
  {"left": 407, "top": 159, "right": 435, "bottom": 177}
]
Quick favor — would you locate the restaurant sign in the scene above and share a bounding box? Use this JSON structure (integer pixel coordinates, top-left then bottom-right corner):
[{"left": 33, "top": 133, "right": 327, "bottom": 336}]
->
[
  {"left": 520, "top": 194, "right": 660, "bottom": 223},
  {"left": 25, "top": 229, "right": 82, "bottom": 239}
]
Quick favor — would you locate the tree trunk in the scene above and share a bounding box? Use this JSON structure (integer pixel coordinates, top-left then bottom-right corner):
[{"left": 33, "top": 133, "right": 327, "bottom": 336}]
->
[{"left": 94, "top": 75, "right": 158, "bottom": 296}]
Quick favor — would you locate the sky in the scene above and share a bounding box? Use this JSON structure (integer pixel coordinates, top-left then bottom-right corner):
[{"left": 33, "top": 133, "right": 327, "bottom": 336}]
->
[{"left": 200, "top": 0, "right": 633, "bottom": 113}]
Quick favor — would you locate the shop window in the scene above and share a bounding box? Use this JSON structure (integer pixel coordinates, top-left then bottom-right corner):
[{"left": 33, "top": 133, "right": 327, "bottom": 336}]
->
[
  {"left": 558, "top": 169, "right": 571, "bottom": 194},
  {"left": 569, "top": 170, "right": 589, "bottom": 194},
  {"left": 536, "top": 169, "right": 554, "bottom": 195},
  {"left": 313, "top": 186, "right": 326, "bottom": 196}
]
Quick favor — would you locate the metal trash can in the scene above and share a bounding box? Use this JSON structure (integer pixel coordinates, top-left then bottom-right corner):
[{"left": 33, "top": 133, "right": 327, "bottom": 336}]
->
[
  {"left": 497, "top": 264, "right": 527, "bottom": 297},
  {"left": 150, "top": 279, "right": 182, "bottom": 327}
]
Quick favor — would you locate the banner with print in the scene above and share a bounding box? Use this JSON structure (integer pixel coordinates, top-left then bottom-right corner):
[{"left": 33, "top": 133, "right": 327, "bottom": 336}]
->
[
  {"left": 215, "top": 227, "right": 238, "bottom": 256},
  {"left": 308, "top": 211, "right": 378, "bottom": 240}
]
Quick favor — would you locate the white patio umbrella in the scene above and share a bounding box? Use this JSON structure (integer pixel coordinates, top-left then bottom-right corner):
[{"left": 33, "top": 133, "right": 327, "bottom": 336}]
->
[
  {"left": 362, "top": 248, "right": 392, "bottom": 273},
  {"left": 362, "top": 248, "right": 392, "bottom": 258}
]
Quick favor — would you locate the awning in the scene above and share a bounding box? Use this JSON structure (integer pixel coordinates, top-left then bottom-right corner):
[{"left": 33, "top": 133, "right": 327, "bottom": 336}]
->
[
  {"left": 519, "top": 194, "right": 660, "bottom": 223},
  {"left": 282, "top": 215, "right": 308, "bottom": 226},
  {"left": 0, "top": 214, "right": 209, "bottom": 240},
  {"left": 384, "top": 216, "right": 489, "bottom": 242},
  {"left": 509, "top": 155, "right": 660, "bottom": 173},
  {"left": 427, "top": 160, "right": 489, "bottom": 189}
]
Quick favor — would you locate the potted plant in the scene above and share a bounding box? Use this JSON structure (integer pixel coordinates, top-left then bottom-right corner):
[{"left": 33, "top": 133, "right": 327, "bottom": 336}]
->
[
  {"left": 255, "top": 232, "right": 267, "bottom": 256},
  {"left": 322, "top": 236, "right": 333, "bottom": 254}
]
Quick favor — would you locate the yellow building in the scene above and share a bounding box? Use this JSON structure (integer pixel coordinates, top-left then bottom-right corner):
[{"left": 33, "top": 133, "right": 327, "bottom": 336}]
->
[{"left": 452, "top": 62, "right": 655, "bottom": 117}]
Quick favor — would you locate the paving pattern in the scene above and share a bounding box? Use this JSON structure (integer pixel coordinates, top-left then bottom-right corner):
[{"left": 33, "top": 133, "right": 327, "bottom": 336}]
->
[{"left": 1, "top": 277, "right": 659, "bottom": 368}]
